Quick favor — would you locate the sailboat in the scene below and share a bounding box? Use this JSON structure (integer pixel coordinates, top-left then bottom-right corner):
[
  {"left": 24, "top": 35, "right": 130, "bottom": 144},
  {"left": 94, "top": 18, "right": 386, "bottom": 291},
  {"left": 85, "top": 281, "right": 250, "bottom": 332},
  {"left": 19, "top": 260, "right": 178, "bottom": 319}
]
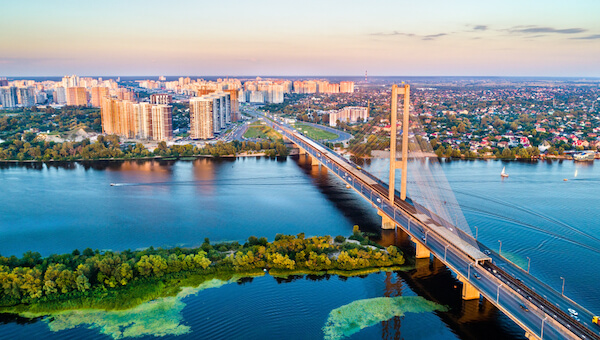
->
[
  {"left": 501, "top": 167, "right": 509, "bottom": 178},
  {"left": 566, "top": 169, "right": 578, "bottom": 181}
]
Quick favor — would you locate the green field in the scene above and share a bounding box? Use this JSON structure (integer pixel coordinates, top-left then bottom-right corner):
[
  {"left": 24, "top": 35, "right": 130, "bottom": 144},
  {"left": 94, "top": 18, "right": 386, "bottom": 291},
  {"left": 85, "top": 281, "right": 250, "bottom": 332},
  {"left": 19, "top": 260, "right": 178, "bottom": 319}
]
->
[
  {"left": 243, "top": 123, "right": 282, "bottom": 140},
  {"left": 294, "top": 123, "right": 339, "bottom": 141}
]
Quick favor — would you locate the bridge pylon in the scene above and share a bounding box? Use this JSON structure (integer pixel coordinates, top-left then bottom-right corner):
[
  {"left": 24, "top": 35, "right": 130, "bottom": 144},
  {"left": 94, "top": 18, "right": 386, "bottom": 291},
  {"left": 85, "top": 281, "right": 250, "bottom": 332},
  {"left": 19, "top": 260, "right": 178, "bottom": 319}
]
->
[{"left": 389, "top": 84, "right": 411, "bottom": 202}]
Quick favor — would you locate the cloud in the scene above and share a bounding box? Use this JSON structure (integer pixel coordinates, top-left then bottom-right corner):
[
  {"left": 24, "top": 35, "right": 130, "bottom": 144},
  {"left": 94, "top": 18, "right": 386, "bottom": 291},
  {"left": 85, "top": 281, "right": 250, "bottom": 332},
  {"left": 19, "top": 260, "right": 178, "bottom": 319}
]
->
[
  {"left": 422, "top": 33, "right": 447, "bottom": 40},
  {"left": 508, "top": 26, "right": 587, "bottom": 35},
  {"left": 473, "top": 25, "right": 488, "bottom": 31},
  {"left": 570, "top": 34, "right": 600, "bottom": 40},
  {"left": 370, "top": 31, "right": 447, "bottom": 40},
  {"left": 370, "top": 31, "right": 415, "bottom": 37}
]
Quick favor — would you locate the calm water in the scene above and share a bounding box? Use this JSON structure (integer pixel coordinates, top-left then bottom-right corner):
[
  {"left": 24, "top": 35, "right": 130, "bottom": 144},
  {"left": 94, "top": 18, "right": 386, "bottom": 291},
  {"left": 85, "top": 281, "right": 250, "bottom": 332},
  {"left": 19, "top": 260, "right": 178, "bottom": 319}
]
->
[{"left": 0, "top": 156, "right": 598, "bottom": 339}]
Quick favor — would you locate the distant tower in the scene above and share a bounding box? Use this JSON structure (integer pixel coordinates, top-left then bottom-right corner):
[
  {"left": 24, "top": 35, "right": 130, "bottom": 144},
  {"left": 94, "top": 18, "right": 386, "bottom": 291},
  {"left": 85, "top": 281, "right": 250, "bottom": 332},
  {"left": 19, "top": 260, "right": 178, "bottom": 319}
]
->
[
  {"left": 365, "top": 70, "right": 368, "bottom": 82},
  {"left": 553, "top": 97, "right": 556, "bottom": 108}
]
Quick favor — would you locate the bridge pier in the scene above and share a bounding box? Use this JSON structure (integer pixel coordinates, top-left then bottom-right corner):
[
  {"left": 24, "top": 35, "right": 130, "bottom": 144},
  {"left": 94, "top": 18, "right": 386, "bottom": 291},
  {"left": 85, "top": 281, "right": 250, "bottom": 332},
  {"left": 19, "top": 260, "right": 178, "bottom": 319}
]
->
[
  {"left": 298, "top": 148, "right": 307, "bottom": 155},
  {"left": 310, "top": 156, "right": 320, "bottom": 166},
  {"left": 410, "top": 236, "right": 431, "bottom": 259},
  {"left": 457, "top": 274, "right": 481, "bottom": 300},
  {"left": 377, "top": 210, "right": 396, "bottom": 230}
]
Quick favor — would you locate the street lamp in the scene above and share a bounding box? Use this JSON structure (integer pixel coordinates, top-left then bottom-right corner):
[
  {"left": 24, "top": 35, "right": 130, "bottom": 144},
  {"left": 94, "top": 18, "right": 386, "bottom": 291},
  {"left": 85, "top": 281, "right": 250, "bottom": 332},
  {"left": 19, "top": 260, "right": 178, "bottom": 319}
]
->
[
  {"left": 497, "top": 283, "right": 503, "bottom": 304},
  {"left": 468, "top": 262, "right": 473, "bottom": 280},
  {"left": 541, "top": 316, "right": 548, "bottom": 339},
  {"left": 444, "top": 244, "right": 450, "bottom": 261},
  {"left": 527, "top": 257, "right": 531, "bottom": 273},
  {"left": 498, "top": 240, "right": 502, "bottom": 255},
  {"left": 560, "top": 277, "right": 565, "bottom": 296}
]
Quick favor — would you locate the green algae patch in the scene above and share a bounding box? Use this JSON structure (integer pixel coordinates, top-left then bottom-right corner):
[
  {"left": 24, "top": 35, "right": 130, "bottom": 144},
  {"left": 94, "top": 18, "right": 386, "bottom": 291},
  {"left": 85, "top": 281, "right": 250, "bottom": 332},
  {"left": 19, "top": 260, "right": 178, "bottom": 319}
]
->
[
  {"left": 322, "top": 296, "right": 448, "bottom": 340},
  {"left": 36, "top": 278, "right": 236, "bottom": 339}
]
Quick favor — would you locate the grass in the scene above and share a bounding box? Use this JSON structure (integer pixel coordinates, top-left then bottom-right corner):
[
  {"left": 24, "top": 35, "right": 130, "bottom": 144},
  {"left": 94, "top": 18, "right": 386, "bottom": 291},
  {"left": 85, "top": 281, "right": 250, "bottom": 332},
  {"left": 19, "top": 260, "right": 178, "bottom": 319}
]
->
[
  {"left": 243, "top": 123, "right": 282, "bottom": 140},
  {"left": 294, "top": 123, "right": 339, "bottom": 141}
]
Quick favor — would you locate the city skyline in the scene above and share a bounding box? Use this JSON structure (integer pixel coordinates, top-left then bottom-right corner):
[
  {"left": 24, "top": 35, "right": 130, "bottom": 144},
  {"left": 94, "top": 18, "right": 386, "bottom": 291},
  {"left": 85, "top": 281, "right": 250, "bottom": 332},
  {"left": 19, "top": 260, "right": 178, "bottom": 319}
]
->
[{"left": 1, "top": 0, "right": 599, "bottom": 77}]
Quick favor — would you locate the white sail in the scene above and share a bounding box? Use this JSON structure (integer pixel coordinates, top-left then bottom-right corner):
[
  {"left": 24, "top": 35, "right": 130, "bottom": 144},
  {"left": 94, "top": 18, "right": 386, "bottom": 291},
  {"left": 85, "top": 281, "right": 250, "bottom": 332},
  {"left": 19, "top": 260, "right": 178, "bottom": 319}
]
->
[
  {"left": 574, "top": 169, "right": 578, "bottom": 178},
  {"left": 501, "top": 167, "right": 505, "bottom": 175}
]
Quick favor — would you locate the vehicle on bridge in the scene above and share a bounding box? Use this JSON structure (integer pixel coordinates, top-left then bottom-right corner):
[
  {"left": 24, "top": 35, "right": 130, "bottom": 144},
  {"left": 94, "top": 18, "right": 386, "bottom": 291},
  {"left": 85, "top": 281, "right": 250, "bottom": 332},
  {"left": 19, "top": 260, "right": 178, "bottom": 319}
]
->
[{"left": 593, "top": 315, "right": 599, "bottom": 325}]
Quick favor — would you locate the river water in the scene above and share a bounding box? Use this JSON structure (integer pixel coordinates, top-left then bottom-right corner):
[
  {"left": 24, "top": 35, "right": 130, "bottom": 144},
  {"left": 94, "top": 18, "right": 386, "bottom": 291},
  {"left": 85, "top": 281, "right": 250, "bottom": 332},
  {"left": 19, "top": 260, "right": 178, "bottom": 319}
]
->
[{"left": 0, "top": 156, "right": 598, "bottom": 339}]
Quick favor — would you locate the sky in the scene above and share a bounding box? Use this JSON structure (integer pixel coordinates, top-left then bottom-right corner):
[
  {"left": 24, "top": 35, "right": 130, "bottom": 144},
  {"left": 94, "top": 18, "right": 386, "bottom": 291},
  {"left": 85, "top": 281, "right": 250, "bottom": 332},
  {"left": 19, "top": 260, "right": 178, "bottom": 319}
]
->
[{"left": 1, "top": 0, "right": 599, "bottom": 77}]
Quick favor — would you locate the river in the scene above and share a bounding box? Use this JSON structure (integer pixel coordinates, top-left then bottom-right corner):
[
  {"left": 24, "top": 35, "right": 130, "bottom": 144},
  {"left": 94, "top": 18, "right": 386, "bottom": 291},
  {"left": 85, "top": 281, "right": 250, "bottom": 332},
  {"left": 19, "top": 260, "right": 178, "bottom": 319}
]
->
[{"left": 0, "top": 156, "right": 598, "bottom": 339}]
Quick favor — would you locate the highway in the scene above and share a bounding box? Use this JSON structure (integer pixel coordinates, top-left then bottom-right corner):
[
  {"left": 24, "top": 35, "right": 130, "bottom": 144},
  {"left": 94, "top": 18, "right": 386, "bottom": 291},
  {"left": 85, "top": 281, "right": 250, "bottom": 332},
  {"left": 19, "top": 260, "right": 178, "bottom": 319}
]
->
[{"left": 249, "top": 108, "right": 600, "bottom": 340}]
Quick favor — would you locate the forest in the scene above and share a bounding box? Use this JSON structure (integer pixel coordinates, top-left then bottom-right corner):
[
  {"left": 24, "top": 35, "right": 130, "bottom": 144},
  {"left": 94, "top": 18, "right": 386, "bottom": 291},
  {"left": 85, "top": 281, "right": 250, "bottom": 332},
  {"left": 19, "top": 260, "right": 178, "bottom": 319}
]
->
[
  {"left": 0, "top": 136, "right": 289, "bottom": 161},
  {"left": 0, "top": 231, "right": 404, "bottom": 313}
]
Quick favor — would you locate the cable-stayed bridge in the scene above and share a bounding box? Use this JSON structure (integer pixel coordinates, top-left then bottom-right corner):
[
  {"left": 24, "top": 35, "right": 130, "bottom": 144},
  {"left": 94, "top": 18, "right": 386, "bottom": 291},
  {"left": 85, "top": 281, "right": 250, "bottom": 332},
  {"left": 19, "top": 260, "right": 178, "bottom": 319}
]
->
[{"left": 246, "top": 105, "right": 600, "bottom": 340}]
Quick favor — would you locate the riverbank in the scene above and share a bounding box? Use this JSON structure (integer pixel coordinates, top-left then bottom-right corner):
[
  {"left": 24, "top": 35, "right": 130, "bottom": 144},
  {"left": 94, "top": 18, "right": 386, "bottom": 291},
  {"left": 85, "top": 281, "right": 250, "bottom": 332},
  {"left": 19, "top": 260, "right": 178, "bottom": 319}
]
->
[
  {"left": 0, "top": 153, "right": 274, "bottom": 164},
  {"left": 0, "top": 233, "right": 405, "bottom": 316}
]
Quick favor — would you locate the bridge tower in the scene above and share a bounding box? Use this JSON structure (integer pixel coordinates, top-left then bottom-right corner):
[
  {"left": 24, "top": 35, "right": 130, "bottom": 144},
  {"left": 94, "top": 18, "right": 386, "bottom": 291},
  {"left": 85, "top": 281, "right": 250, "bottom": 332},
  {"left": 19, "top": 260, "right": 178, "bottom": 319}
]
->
[{"left": 380, "top": 84, "right": 411, "bottom": 231}]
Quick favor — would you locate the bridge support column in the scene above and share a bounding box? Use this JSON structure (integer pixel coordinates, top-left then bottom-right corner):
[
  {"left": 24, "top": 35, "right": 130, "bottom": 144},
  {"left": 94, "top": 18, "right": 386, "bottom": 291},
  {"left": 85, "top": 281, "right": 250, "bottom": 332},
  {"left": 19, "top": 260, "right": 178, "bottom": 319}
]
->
[
  {"left": 298, "top": 148, "right": 307, "bottom": 155},
  {"left": 310, "top": 156, "right": 320, "bottom": 166},
  {"left": 377, "top": 210, "right": 395, "bottom": 230},
  {"left": 457, "top": 275, "right": 480, "bottom": 300},
  {"left": 410, "top": 236, "right": 431, "bottom": 259}
]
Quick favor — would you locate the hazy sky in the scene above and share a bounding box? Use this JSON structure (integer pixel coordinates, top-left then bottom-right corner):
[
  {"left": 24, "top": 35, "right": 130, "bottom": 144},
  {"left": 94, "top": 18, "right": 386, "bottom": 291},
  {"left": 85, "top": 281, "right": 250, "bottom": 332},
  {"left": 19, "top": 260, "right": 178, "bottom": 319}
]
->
[{"left": 1, "top": 0, "right": 599, "bottom": 77}]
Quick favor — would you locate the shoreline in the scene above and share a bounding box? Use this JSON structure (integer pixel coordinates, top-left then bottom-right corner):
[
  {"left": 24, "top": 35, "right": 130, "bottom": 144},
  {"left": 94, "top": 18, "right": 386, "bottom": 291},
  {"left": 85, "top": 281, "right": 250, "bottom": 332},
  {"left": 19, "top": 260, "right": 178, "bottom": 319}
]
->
[
  {"left": 0, "top": 153, "right": 592, "bottom": 165},
  {"left": 0, "top": 153, "right": 274, "bottom": 164}
]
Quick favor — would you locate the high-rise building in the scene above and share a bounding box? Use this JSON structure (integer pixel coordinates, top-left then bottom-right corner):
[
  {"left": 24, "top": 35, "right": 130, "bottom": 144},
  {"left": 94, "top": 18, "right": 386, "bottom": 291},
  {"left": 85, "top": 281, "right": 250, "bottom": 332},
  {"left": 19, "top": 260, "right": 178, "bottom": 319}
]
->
[
  {"left": 267, "top": 84, "right": 284, "bottom": 103},
  {"left": 115, "top": 88, "right": 136, "bottom": 101},
  {"left": 0, "top": 87, "right": 17, "bottom": 108},
  {"left": 189, "top": 97, "right": 214, "bottom": 139},
  {"left": 54, "top": 87, "right": 67, "bottom": 104},
  {"left": 66, "top": 87, "right": 88, "bottom": 106},
  {"left": 62, "top": 75, "right": 80, "bottom": 88},
  {"left": 150, "top": 94, "right": 173, "bottom": 105},
  {"left": 91, "top": 87, "right": 109, "bottom": 107},
  {"left": 101, "top": 97, "right": 118, "bottom": 135},
  {"left": 135, "top": 102, "right": 153, "bottom": 139},
  {"left": 329, "top": 106, "right": 368, "bottom": 127},
  {"left": 101, "top": 97, "right": 172, "bottom": 141},
  {"left": 0, "top": 79, "right": 8, "bottom": 87},
  {"left": 151, "top": 105, "right": 173, "bottom": 141},
  {"left": 17, "top": 87, "right": 36, "bottom": 107},
  {"left": 340, "top": 81, "right": 355, "bottom": 93},
  {"left": 188, "top": 92, "right": 231, "bottom": 139},
  {"left": 223, "top": 89, "right": 240, "bottom": 121}
]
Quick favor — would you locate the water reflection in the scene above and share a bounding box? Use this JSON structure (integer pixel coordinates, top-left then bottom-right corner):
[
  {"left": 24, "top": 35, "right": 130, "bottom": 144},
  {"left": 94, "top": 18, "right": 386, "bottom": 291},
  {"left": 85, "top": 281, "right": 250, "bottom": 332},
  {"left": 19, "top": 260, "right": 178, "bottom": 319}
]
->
[{"left": 192, "top": 158, "right": 217, "bottom": 194}]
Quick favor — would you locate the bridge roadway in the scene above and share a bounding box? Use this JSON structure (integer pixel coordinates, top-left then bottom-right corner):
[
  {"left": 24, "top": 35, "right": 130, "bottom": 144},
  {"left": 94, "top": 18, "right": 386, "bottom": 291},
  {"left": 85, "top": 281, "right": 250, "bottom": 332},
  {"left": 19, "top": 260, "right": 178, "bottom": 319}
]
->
[{"left": 250, "top": 111, "right": 600, "bottom": 340}]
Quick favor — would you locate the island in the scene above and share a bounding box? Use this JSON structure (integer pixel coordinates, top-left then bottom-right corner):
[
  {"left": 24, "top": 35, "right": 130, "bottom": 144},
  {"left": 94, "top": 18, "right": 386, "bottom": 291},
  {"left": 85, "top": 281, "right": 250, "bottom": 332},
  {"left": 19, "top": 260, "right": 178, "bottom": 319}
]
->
[{"left": 0, "top": 231, "right": 405, "bottom": 315}]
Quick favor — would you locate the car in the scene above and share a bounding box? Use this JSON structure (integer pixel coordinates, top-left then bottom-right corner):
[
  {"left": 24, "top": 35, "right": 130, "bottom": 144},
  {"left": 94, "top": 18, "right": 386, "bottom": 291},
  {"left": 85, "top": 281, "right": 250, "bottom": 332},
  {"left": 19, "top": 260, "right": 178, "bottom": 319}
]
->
[
  {"left": 569, "top": 308, "right": 578, "bottom": 316},
  {"left": 473, "top": 273, "right": 481, "bottom": 280},
  {"left": 484, "top": 250, "right": 491, "bottom": 255},
  {"left": 519, "top": 304, "right": 530, "bottom": 312}
]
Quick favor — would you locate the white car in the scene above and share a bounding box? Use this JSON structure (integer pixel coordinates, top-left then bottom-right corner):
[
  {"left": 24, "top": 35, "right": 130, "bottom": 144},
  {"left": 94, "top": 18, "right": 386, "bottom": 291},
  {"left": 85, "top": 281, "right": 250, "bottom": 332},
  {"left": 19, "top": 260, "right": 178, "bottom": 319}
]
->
[{"left": 568, "top": 308, "right": 578, "bottom": 316}]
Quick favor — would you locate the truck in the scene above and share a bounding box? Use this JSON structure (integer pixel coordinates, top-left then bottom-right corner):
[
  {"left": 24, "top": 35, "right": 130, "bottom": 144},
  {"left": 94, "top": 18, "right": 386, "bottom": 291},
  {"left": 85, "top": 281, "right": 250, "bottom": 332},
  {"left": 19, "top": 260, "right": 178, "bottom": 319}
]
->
[{"left": 593, "top": 315, "right": 599, "bottom": 325}]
